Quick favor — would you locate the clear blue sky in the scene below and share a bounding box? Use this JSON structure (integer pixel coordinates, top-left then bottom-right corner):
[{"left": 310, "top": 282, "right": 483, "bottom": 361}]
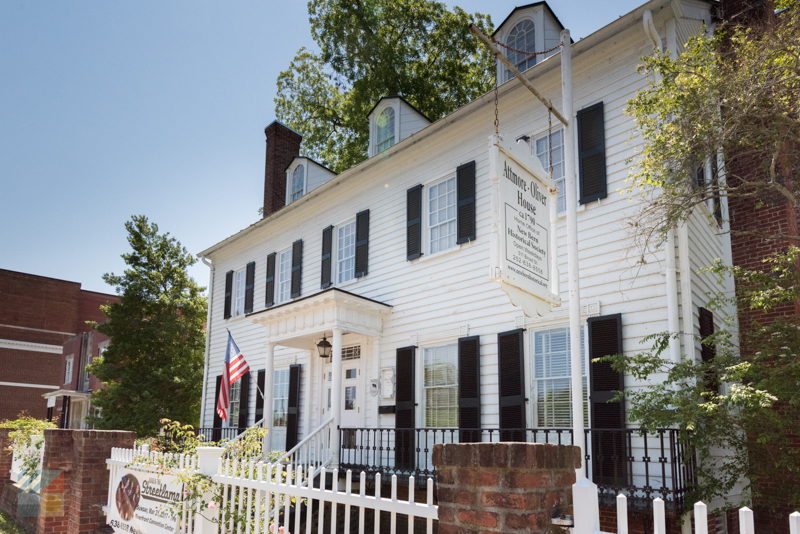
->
[{"left": 0, "top": 0, "right": 643, "bottom": 294}]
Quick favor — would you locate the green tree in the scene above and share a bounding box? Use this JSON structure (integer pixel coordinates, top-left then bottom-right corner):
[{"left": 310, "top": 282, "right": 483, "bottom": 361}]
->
[
  {"left": 275, "top": 0, "right": 494, "bottom": 173},
  {"left": 90, "top": 216, "right": 206, "bottom": 436},
  {"left": 619, "top": 4, "right": 800, "bottom": 509}
]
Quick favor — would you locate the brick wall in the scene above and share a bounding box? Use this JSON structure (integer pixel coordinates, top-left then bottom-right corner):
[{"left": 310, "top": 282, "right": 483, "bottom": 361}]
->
[
  {"left": 0, "top": 429, "right": 135, "bottom": 534},
  {"left": 0, "top": 270, "right": 116, "bottom": 421},
  {"left": 433, "top": 442, "right": 580, "bottom": 533}
]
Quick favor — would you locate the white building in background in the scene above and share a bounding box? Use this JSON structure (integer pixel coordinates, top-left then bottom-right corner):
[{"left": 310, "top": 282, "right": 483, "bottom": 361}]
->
[{"left": 198, "top": 0, "right": 735, "bottom": 512}]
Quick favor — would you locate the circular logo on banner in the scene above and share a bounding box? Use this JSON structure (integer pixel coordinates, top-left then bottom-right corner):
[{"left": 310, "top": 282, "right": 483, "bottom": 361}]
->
[{"left": 115, "top": 473, "right": 141, "bottom": 520}]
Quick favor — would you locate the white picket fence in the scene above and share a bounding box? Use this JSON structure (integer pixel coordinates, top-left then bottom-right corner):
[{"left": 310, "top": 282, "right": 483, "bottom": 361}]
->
[
  {"left": 573, "top": 478, "right": 800, "bottom": 534},
  {"left": 105, "top": 446, "right": 437, "bottom": 534}
]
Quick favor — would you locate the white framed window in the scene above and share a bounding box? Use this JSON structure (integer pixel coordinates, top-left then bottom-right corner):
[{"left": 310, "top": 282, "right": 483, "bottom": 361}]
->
[
  {"left": 227, "top": 381, "right": 242, "bottom": 427},
  {"left": 277, "top": 248, "right": 292, "bottom": 303},
  {"left": 272, "top": 369, "right": 290, "bottom": 427},
  {"left": 375, "top": 107, "right": 395, "bottom": 153},
  {"left": 428, "top": 176, "right": 457, "bottom": 254},
  {"left": 337, "top": 221, "right": 356, "bottom": 283},
  {"left": 535, "top": 129, "right": 565, "bottom": 212},
  {"left": 291, "top": 165, "right": 305, "bottom": 202},
  {"left": 232, "top": 268, "right": 246, "bottom": 317},
  {"left": 505, "top": 19, "right": 536, "bottom": 80},
  {"left": 341, "top": 345, "right": 361, "bottom": 361},
  {"left": 422, "top": 344, "right": 458, "bottom": 427},
  {"left": 531, "top": 326, "right": 588, "bottom": 427},
  {"left": 64, "top": 354, "right": 74, "bottom": 384}
]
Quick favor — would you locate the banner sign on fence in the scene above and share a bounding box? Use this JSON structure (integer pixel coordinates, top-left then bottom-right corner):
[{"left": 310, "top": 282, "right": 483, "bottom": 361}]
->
[{"left": 107, "top": 468, "right": 183, "bottom": 534}]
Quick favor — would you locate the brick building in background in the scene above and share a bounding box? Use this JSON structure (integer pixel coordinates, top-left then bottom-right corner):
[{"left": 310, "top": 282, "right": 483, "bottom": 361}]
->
[
  {"left": 721, "top": 0, "right": 799, "bottom": 530},
  {"left": 0, "top": 269, "right": 116, "bottom": 423}
]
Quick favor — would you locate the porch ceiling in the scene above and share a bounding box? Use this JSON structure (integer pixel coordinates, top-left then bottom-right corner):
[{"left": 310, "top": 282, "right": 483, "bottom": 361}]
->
[{"left": 247, "top": 288, "right": 392, "bottom": 347}]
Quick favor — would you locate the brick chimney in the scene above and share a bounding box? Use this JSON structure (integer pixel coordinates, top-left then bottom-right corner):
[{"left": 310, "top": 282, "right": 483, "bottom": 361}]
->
[{"left": 263, "top": 121, "right": 302, "bottom": 218}]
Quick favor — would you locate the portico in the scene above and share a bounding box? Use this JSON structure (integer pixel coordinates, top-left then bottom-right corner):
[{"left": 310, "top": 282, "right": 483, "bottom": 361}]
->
[{"left": 248, "top": 288, "right": 391, "bottom": 461}]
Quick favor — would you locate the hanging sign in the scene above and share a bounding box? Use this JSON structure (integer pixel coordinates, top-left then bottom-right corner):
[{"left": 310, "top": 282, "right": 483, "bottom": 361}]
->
[
  {"left": 489, "top": 135, "right": 560, "bottom": 316},
  {"left": 107, "top": 468, "right": 183, "bottom": 534}
]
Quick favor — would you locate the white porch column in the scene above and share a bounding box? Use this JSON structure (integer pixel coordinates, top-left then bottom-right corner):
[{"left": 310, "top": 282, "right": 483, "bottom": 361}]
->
[
  {"left": 262, "top": 342, "right": 274, "bottom": 452},
  {"left": 330, "top": 328, "right": 343, "bottom": 463}
]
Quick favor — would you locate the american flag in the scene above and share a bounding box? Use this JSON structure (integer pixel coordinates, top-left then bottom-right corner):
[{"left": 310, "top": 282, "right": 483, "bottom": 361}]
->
[{"left": 216, "top": 330, "right": 251, "bottom": 421}]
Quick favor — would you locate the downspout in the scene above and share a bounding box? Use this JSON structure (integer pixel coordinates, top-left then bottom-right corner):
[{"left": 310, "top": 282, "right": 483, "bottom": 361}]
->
[
  {"left": 644, "top": 10, "right": 682, "bottom": 364},
  {"left": 199, "top": 256, "right": 214, "bottom": 428}
]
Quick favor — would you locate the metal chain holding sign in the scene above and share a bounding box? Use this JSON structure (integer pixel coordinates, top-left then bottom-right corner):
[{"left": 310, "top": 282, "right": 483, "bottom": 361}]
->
[
  {"left": 493, "top": 39, "right": 563, "bottom": 57},
  {"left": 494, "top": 54, "right": 500, "bottom": 135}
]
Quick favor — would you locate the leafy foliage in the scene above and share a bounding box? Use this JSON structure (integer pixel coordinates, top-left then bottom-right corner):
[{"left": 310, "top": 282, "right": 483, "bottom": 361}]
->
[
  {"left": 275, "top": 0, "right": 494, "bottom": 172},
  {"left": 0, "top": 415, "right": 55, "bottom": 480},
  {"left": 89, "top": 215, "right": 206, "bottom": 436},
  {"left": 626, "top": 6, "right": 800, "bottom": 246},
  {"left": 609, "top": 249, "right": 800, "bottom": 509}
]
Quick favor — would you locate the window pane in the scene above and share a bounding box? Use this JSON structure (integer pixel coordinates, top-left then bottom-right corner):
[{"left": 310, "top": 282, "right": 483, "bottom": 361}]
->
[
  {"left": 233, "top": 268, "right": 246, "bottom": 316},
  {"left": 423, "top": 344, "right": 458, "bottom": 427},
  {"left": 278, "top": 249, "right": 292, "bottom": 302},
  {"left": 376, "top": 108, "right": 395, "bottom": 153},
  {"left": 428, "top": 177, "right": 457, "bottom": 254},
  {"left": 272, "top": 369, "right": 290, "bottom": 427},
  {"left": 505, "top": 20, "right": 536, "bottom": 80},
  {"left": 337, "top": 221, "right": 356, "bottom": 283},
  {"left": 227, "top": 381, "right": 242, "bottom": 427},
  {"left": 532, "top": 327, "right": 588, "bottom": 427},
  {"left": 345, "top": 386, "right": 356, "bottom": 410},
  {"left": 535, "top": 128, "right": 566, "bottom": 213},
  {"left": 291, "top": 165, "right": 305, "bottom": 201}
]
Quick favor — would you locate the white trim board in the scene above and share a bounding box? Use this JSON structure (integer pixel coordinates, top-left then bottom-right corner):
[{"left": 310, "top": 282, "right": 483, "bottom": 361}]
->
[
  {"left": 0, "top": 339, "right": 64, "bottom": 354},
  {"left": 0, "top": 381, "right": 59, "bottom": 389}
]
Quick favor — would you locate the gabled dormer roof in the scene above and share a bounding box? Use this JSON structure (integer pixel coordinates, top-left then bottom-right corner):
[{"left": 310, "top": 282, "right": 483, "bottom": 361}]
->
[
  {"left": 366, "top": 95, "right": 431, "bottom": 122},
  {"left": 492, "top": 2, "right": 567, "bottom": 36}
]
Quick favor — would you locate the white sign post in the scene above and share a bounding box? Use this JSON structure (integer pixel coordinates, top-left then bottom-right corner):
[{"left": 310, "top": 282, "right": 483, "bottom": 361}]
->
[{"left": 490, "top": 134, "right": 560, "bottom": 316}]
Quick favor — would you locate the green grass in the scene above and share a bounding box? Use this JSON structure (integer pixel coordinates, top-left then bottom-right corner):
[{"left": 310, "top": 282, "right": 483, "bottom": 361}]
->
[{"left": 0, "top": 510, "right": 27, "bottom": 534}]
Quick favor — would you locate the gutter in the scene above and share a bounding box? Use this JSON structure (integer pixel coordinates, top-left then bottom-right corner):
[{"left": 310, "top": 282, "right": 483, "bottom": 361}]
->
[{"left": 199, "top": 257, "right": 214, "bottom": 427}]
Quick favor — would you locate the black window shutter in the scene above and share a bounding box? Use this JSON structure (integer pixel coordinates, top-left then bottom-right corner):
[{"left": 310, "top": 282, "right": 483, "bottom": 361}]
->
[
  {"left": 290, "top": 240, "right": 303, "bottom": 298},
  {"left": 588, "top": 313, "right": 627, "bottom": 485},
  {"left": 212, "top": 375, "right": 223, "bottom": 441},
  {"left": 244, "top": 261, "right": 255, "bottom": 314},
  {"left": 320, "top": 225, "right": 333, "bottom": 289},
  {"left": 699, "top": 307, "right": 719, "bottom": 393},
  {"left": 497, "top": 329, "right": 526, "bottom": 441},
  {"left": 354, "top": 210, "right": 370, "bottom": 278},
  {"left": 406, "top": 185, "right": 423, "bottom": 260},
  {"left": 255, "top": 369, "right": 265, "bottom": 423},
  {"left": 577, "top": 102, "right": 607, "bottom": 204},
  {"left": 395, "top": 346, "right": 416, "bottom": 471},
  {"left": 456, "top": 161, "right": 477, "bottom": 244},
  {"left": 237, "top": 372, "right": 251, "bottom": 430},
  {"left": 286, "top": 364, "right": 301, "bottom": 450},
  {"left": 224, "top": 271, "right": 233, "bottom": 319},
  {"left": 458, "top": 336, "right": 481, "bottom": 442},
  {"left": 265, "top": 253, "right": 276, "bottom": 307}
]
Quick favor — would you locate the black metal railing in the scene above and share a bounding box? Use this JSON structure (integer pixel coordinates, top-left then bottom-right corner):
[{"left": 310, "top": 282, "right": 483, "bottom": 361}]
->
[
  {"left": 195, "top": 426, "right": 248, "bottom": 442},
  {"left": 338, "top": 427, "right": 695, "bottom": 513}
]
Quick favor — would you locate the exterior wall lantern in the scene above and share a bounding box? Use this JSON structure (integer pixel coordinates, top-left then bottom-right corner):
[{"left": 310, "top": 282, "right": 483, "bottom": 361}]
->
[{"left": 316, "top": 336, "right": 332, "bottom": 358}]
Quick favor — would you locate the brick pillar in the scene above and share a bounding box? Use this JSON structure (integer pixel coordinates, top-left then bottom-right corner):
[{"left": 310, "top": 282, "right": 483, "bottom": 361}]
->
[
  {"left": 36, "top": 429, "right": 135, "bottom": 534},
  {"left": 433, "top": 442, "right": 581, "bottom": 533}
]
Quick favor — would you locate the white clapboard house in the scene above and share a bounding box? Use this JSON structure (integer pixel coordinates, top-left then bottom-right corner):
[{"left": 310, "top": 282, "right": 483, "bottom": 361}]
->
[{"left": 198, "top": 0, "right": 734, "bottom": 513}]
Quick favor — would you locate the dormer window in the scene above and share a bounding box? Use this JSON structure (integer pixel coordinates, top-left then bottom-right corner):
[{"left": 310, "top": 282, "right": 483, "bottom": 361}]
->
[
  {"left": 506, "top": 20, "right": 536, "bottom": 80},
  {"left": 375, "top": 107, "right": 395, "bottom": 153},
  {"left": 291, "top": 165, "right": 305, "bottom": 201}
]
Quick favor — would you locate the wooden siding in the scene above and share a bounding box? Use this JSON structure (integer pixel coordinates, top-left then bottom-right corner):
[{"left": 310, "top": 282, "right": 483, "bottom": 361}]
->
[{"left": 200, "top": 2, "right": 730, "bottom": 451}]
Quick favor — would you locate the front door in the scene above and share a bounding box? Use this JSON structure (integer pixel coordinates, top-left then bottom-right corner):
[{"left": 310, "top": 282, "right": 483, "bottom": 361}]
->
[{"left": 322, "top": 358, "right": 362, "bottom": 427}]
